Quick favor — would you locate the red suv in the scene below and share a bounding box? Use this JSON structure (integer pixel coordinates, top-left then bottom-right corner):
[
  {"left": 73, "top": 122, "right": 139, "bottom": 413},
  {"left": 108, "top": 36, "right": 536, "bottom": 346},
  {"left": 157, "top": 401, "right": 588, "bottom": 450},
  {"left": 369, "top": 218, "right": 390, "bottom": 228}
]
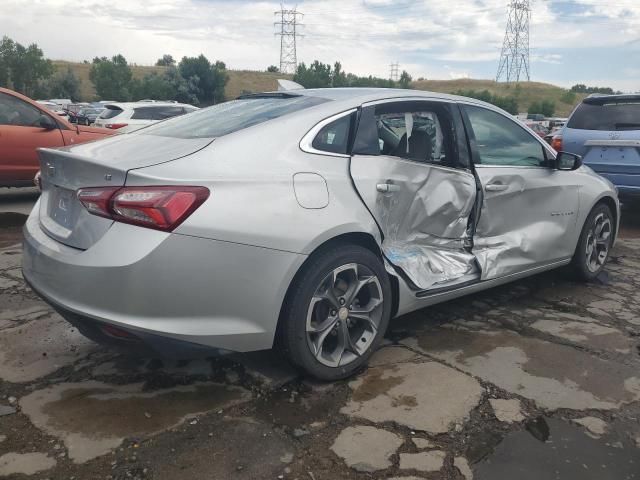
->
[{"left": 0, "top": 88, "right": 114, "bottom": 187}]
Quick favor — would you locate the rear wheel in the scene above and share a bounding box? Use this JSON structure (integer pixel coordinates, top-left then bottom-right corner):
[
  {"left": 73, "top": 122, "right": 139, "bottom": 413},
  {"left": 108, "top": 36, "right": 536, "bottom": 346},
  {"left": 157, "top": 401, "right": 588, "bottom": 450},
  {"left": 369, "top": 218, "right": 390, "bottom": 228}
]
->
[
  {"left": 280, "top": 245, "right": 392, "bottom": 380},
  {"left": 571, "top": 203, "right": 614, "bottom": 281}
]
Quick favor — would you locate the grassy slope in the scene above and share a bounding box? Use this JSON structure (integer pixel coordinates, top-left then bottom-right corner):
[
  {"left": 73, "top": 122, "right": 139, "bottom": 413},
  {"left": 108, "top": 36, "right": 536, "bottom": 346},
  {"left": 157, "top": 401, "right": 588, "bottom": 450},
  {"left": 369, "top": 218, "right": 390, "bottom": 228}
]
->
[
  {"left": 412, "top": 78, "right": 585, "bottom": 117},
  {"left": 53, "top": 60, "right": 581, "bottom": 115}
]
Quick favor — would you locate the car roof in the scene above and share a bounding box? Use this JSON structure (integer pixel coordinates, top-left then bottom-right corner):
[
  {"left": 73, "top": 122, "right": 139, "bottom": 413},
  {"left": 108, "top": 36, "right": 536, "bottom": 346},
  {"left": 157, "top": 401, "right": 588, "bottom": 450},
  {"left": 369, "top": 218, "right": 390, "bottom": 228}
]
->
[
  {"left": 583, "top": 93, "right": 640, "bottom": 105},
  {"left": 241, "top": 87, "right": 498, "bottom": 113},
  {"left": 103, "top": 102, "right": 196, "bottom": 109}
]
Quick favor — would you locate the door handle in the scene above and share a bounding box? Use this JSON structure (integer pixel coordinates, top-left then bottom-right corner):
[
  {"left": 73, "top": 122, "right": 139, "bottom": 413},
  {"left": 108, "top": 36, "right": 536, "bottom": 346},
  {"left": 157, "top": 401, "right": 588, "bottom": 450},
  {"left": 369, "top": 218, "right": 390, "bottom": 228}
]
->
[
  {"left": 376, "top": 183, "right": 401, "bottom": 193},
  {"left": 485, "top": 183, "right": 509, "bottom": 192}
]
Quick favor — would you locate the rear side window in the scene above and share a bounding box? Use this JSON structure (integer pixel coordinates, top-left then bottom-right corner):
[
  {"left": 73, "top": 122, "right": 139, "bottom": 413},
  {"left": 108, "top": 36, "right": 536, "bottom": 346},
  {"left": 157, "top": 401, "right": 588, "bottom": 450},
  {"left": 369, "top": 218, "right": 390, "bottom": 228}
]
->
[
  {"left": 99, "top": 106, "right": 123, "bottom": 119},
  {"left": 141, "top": 95, "right": 329, "bottom": 139},
  {"left": 311, "top": 114, "right": 353, "bottom": 154},
  {"left": 567, "top": 102, "right": 640, "bottom": 131},
  {"left": 131, "top": 107, "right": 156, "bottom": 120}
]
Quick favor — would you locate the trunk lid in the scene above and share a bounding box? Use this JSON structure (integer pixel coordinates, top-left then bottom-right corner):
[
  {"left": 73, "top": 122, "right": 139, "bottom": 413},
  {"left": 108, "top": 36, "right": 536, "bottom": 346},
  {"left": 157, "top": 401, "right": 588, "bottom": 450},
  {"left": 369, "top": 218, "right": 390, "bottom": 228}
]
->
[{"left": 37, "top": 134, "right": 213, "bottom": 250}]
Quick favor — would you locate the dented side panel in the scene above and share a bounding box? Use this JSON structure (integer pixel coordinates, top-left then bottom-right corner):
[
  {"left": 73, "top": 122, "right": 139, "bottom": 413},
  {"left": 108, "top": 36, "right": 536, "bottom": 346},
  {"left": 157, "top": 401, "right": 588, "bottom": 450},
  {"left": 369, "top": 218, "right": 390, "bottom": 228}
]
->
[
  {"left": 350, "top": 155, "right": 478, "bottom": 290},
  {"left": 473, "top": 166, "right": 581, "bottom": 279}
]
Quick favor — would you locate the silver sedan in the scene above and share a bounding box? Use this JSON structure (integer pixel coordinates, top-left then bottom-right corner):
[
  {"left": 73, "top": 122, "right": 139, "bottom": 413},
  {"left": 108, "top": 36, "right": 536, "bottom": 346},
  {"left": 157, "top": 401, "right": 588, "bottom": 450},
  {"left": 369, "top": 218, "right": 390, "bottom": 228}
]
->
[{"left": 22, "top": 88, "right": 619, "bottom": 380}]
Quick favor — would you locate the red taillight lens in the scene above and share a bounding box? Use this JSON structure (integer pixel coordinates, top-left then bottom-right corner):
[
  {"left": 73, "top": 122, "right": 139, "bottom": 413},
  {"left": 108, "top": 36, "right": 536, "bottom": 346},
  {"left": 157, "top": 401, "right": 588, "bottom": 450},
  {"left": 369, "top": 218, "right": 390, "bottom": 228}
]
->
[
  {"left": 77, "top": 186, "right": 209, "bottom": 231},
  {"left": 105, "top": 123, "right": 128, "bottom": 130},
  {"left": 77, "top": 187, "right": 120, "bottom": 218},
  {"left": 551, "top": 135, "right": 563, "bottom": 152}
]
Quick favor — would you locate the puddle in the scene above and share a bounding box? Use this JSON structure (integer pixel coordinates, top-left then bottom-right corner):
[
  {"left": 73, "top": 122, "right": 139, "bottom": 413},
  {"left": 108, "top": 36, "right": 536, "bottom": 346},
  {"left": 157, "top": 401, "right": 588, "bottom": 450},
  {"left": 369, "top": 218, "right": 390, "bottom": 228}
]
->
[
  {"left": 475, "top": 418, "right": 638, "bottom": 480},
  {"left": 20, "top": 380, "right": 250, "bottom": 463}
]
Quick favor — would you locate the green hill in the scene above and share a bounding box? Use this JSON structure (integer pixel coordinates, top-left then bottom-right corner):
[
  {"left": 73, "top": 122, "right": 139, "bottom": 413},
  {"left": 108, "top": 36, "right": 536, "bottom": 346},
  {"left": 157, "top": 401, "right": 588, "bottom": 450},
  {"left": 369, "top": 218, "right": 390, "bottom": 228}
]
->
[{"left": 52, "top": 60, "right": 581, "bottom": 116}]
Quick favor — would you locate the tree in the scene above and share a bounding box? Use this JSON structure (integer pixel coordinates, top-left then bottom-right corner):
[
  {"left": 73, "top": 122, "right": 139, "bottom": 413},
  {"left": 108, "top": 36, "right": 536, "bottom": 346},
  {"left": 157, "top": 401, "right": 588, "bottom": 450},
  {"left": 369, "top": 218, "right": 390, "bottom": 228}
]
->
[
  {"left": 454, "top": 89, "right": 519, "bottom": 115},
  {"left": 2, "top": 39, "right": 53, "bottom": 97},
  {"left": 42, "top": 68, "right": 81, "bottom": 100},
  {"left": 528, "top": 100, "right": 555, "bottom": 117},
  {"left": 178, "top": 55, "right": 228, "bottom": 105},
  {"left": 0, "top": 36, "right": 15, "bottom": 87},
  {"left": 267, "top": 65, "right": 279, "bottom": 73},
  {"left": 89, "top": 55, "right": 133, "bottom": 101},
  {"left": 293, "top": 61, "right": 332, "bottom": 88},
  {"left": 331, "top": 61, "right": 347, "bottom": 87},
  {"left": 398, "top": 70, "right": 412, "bottom": 89},
  {"left": 156, "top": 54, "right": 175, "bottom": 67}
]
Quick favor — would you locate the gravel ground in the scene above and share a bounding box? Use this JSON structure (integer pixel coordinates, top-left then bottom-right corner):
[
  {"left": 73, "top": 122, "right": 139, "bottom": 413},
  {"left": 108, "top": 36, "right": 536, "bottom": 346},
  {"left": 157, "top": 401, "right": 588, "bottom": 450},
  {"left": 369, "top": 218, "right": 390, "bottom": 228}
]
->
[{"left": 0, "top": 205, "right": 639, "bottom": 480}]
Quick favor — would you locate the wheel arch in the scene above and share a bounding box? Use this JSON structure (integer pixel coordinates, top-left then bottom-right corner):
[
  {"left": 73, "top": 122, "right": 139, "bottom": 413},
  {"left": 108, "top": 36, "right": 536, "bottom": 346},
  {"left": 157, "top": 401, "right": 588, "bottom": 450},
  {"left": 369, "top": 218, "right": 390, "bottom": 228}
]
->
[
  {"left": 275, "top": 231, "right": 400, "bottom": 345},
  {"left": 594, "top": 195, "right": 619, "bottom": 242}
]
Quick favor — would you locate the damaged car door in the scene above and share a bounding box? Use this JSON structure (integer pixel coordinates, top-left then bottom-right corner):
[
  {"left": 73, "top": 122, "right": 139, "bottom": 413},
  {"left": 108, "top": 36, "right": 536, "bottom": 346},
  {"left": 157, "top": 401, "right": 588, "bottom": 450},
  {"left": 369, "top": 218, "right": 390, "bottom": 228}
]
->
[
  {"left": 461, "top": 104, "right": 581, "bottom": 279},
  {"left": 350, "top": 99, "right": 479, "bottom": 291}
]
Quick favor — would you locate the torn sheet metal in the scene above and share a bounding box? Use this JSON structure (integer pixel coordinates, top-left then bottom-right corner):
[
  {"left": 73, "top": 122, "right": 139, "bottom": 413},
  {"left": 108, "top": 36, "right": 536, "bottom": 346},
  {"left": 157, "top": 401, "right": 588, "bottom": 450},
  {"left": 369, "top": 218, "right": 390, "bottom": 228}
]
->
[
  {"left": 350, "top": 153, "right": 479, "bottom": 290},
  {"left": 383, "top": 241, "right": 478, "bottom": 290}
]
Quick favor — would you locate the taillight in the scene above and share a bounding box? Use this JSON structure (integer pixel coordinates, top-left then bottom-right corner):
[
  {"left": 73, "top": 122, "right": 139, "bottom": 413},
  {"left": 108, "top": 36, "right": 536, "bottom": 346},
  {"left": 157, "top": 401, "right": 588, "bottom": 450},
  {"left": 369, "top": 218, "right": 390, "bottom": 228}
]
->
[
  {"left": 77, "top": 186, "right": 209, "bottom": 231},
  {"left": 551, "top": 135, "right": 563, "bottom": 152},
  {"left": 105, "top": 123, "right": 128, "bottom": 129}
]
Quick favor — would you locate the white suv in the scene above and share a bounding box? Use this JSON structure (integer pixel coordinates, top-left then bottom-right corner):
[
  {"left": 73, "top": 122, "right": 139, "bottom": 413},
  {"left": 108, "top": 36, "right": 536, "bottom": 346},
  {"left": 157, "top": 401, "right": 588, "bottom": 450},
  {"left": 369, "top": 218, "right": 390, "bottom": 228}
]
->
[{"left": 93, "top": 102, "right": 198, "bottom": 133}]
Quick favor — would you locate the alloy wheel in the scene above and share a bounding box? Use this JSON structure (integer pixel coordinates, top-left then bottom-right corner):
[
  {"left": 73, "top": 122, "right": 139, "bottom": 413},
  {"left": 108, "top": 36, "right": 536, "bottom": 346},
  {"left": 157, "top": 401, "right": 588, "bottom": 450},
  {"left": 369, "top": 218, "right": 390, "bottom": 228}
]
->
[
  {"left": 305, "top": 263, "right": 384, "bottom": 368},
  {"left": 585, "top": 212, "right": 612, "bottom": 273}
]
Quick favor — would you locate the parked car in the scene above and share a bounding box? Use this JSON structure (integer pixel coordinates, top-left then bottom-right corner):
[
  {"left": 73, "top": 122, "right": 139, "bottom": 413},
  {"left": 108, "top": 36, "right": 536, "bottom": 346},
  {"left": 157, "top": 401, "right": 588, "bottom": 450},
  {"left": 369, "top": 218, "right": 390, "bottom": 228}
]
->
[
  {"left": 0, "top": 87, "right": 114, "bottom": 187},
  {"left": 562, "top": 94, "right": 640, "bottom": 199},
  {"left": 23, "top": 88, "right": 619, "bottom": 380},
  {"left": 93, "top": 102, "right": 198, "bottom": 133},
  {"left": 525, "top": 122, "right": 549, "bottom": 138},
  {"left": 75, "top": 107, "right": 105, "bottom": 126}
]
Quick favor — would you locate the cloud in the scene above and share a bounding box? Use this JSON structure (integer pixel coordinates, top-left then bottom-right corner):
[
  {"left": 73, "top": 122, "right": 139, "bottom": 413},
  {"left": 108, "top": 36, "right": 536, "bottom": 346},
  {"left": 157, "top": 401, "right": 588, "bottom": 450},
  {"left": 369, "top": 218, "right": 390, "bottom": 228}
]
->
[{"left": 0, "top": 0, "right": 638, "bottom": 91}]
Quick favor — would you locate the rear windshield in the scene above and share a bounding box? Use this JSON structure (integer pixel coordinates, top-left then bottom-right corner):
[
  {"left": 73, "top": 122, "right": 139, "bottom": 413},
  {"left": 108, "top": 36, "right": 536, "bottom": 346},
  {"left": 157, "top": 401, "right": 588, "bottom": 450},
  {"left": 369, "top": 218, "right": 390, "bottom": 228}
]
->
[
  {"left": 140, "top": 95, "right": 329, "bottom": 139},
  {"left": 99, "top": 106, "right": 123, "bottom": 120},
  {"left": 567, "top": 102, "right": 640, "bottom": 131}
]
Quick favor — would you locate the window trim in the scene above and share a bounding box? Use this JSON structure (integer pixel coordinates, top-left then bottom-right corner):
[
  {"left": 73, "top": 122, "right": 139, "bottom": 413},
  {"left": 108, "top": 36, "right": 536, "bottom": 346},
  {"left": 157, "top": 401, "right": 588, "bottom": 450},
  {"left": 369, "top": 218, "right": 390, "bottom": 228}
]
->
[
  {"left": 354, "top": 98, "right": 469, "bottom": 171},
  {"left": 299, "top": 108, "right": 357, "bottom": 158},
  {"left": 459, "top": 101, "right": 556, "bottom": 169}
]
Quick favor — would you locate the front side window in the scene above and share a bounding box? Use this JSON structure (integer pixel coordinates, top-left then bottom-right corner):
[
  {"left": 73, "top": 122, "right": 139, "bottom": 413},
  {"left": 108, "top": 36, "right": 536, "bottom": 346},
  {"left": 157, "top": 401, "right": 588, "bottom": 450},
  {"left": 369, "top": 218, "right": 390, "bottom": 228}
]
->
[
  {"left": 0, "top": 93, "right": 44, "bottom": 127},
  {"left": 311, "top": 113, "right": 353, "bottom": 154},
  {"left": 372, "top": 102, "right": 454, "bottom": 166},
  {"left": 464, "top": 105, "right": 546, "bottom": 167}
]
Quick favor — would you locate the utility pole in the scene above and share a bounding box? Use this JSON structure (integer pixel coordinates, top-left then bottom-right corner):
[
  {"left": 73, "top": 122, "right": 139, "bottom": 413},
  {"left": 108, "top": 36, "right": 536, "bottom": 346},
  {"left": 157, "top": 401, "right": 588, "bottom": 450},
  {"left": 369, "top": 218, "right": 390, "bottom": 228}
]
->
[
  {"left": 389, "top": 62, "right": 400, "bottom": 82},
  {"left": 274, "top": 5, "right": 303, "bottom": 75},
  {"left": 496, "top": 0, "right": 531, "bottom": 83}
]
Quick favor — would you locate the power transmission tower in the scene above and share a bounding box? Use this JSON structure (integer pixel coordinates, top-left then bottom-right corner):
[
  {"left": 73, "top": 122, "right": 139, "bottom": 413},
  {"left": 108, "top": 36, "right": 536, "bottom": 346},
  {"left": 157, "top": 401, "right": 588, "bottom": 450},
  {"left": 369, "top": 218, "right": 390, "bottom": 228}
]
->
[
  {"left": 496, "top": 0, "right": 531, "bottom": 83},
  {"left": 274, "top": 5, "right": 303, "bottom": 75},
  {"left": 389, "top": 62, "right": 400, "bottom": 81}
]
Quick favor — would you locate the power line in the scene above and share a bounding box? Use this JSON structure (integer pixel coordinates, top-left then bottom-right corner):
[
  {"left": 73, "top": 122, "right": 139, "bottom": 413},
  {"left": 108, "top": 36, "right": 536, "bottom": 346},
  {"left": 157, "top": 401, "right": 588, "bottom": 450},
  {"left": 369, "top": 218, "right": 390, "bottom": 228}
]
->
[
  {"left": 274, "top": 4, "right": 303, "bottom": 75},
  {"left": 496, "top": 1, "right": 531, "bottom": 83}
]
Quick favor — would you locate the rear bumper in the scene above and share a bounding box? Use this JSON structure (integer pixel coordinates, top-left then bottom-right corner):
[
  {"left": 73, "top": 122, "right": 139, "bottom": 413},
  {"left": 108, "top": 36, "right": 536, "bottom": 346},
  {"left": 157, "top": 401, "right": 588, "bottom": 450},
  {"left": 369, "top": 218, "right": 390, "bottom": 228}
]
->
[{"left": 22, "top": 204, "right": 306, "bottom": 353}]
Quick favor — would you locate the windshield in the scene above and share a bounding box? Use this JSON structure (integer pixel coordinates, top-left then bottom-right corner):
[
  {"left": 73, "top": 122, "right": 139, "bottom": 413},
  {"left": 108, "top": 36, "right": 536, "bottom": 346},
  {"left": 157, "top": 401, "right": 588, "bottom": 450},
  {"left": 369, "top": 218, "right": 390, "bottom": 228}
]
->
[
  {"left": 567, "top": 102, "right": 640, "bottom": 131},
  {"left": 140, "top": 95, "right": 329, "bottom": 139}
]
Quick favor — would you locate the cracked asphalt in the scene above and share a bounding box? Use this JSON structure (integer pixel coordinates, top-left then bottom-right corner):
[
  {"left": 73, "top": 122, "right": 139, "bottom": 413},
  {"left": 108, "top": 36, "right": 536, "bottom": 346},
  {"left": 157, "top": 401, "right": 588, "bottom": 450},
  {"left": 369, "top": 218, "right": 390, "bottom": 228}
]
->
[{"left": 1, "top": 200, "right": 640, "bottom": 480}]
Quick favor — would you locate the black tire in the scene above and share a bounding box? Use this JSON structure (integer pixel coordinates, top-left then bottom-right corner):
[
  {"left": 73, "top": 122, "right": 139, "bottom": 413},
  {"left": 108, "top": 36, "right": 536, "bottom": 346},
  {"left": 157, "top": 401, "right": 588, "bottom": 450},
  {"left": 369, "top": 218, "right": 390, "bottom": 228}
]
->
[
  {"left": 279, "top": 244, "right": 392, "bottom": 380},
  {"left": 571, "top": 203, "right": 614, "bottom": 281}
]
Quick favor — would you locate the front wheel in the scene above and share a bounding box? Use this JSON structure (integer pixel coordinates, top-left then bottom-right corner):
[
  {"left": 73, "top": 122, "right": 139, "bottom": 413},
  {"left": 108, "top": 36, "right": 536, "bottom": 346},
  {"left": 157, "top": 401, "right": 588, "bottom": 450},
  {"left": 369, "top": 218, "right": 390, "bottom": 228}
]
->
[
  {"left": 571, "top": 203, "right": 614, "bottom": 281},
  {"left": 280, "top": 245, "right": 392, "bottom": 380}
]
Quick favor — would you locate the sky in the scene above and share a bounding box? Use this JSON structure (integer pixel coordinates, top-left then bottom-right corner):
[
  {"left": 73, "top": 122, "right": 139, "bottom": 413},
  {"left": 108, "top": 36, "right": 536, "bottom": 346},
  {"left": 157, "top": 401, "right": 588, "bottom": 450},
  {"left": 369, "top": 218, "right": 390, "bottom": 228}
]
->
[{"left": 1, "top": 0, "right": 639, "bottom": 91}]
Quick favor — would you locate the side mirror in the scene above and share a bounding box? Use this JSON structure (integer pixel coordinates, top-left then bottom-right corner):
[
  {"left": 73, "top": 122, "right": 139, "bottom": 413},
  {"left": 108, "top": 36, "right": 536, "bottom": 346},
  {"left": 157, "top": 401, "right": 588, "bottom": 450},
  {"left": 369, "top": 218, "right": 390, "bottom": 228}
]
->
[
  {"left": 555, "top": 151, "right": 582, "bottom": 171},
  {"left": 38, "top": 115, "right": 57, "bottom": 130}
]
